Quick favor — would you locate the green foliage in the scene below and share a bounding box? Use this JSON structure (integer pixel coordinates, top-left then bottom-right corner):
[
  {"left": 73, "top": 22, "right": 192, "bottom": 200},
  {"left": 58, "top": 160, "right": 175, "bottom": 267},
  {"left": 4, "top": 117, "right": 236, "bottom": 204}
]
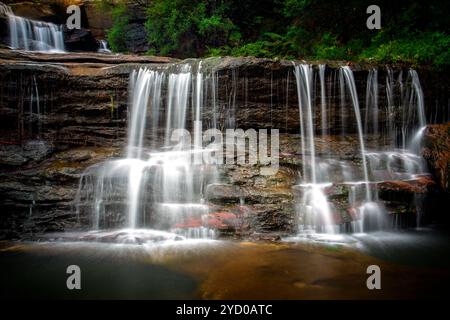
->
[
  {"left": 105, "top": 0, "right": 450, "bottom": 69},
  {"left": 145, "top": 0, "right": 238, "bottom": 57},
  {"left": 107, "top": 2, "right": 129, "bottom": 53},
  {"left": 224, "top": 33, "right": 290, "bottom": 58},
  {"left": 282, "top": 0, "right": 311, "bottom": 18},
  {"left": 93, "top": 0, "right": 114, "bottom": 12},
  {"left": 312, "top": 33, "right": 347, "bottom": 60},
  {"left": 359, "top": 32, "right": 450, "bottom": 68}
]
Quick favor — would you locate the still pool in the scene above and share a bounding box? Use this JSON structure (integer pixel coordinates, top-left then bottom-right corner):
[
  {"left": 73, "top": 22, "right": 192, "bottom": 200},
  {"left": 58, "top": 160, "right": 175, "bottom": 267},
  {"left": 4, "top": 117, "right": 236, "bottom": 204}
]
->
[{"left": 1, "top": 228, "right": 450, "bottom": 299}]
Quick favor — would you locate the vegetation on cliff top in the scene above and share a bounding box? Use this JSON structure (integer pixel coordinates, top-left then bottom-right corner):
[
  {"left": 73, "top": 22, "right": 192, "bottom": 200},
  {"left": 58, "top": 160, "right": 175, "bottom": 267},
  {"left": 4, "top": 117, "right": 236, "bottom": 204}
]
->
[{"left": 103, "top": 0, "right": 450, "bottom": 69}]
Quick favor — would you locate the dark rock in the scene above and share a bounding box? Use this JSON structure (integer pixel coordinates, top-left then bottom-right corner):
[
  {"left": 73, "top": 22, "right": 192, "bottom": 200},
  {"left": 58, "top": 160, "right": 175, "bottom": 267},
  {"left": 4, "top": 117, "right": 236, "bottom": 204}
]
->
[
  {"left": 0, "top": 147, "right": 27, "bottom": 166},
  {"left": 206, "top": 183, "right": 243, "bottom": 204},
  {"left": 0, "top": 140, "right": 53, "bottom": 166},
  {"left": 55, "top": 149, "right": 94, "bottom": 162},
  {"left": 125, "top": 22, "right": 149, "bottom": 53},
  {"left": 63, "top": 26, "right": 99, "bottom": 52},
  {"left": 0, "top": 15, "right": 8, "bottom": 46},
  {"left": 6, "top": 1, "right": 61, "bottom": 22}
]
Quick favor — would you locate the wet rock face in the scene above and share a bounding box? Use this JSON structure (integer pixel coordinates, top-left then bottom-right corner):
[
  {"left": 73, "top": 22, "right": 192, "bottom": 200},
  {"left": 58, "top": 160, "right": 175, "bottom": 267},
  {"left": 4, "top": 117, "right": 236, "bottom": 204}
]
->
[
  {"left": 0, "top": 50, "right": 449, "bottom": 239},
  {"left": 1, "top": 1, "right": 150, "bottom": 53},
  {"left": 422, "top": 122, "right": 450, "bottom": 192},
  {"left": 216, "top": 163, "right": 297, "bottom": 234},
  {"left": 0, "top": 50, "right": 165, "bottom": 239},
  {"left": 0, "top": 140, "right": 53, "bottom": 166},
  {"left": 0, "top": 146, "right": 122, "bottom": 239}
]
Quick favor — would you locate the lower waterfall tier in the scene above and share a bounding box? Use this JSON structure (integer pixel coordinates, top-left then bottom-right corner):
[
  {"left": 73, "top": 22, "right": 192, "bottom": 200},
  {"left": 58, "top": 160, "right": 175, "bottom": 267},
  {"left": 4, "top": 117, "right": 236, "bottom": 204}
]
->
[{"left": 0, "top": 50, "right": 449, "bottom": 239}]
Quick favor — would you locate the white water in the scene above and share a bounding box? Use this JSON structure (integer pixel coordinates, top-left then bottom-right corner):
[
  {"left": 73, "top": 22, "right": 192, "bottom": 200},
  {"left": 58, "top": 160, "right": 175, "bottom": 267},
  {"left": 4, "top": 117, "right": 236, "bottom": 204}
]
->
[
  {"left": 1, "top": 2, "right": 65, "bottom": 52},
  {"left": 293, "top": 64, "right": 335, "bottom": 234},
  {"left": 365, "top": 69, "right": 379, "bottom": 135},
  {"left": 293, "top": 65, "right": 428, "bottom": 235},
  {"left": 319, "top": 64, "right": 327, "bottom": 139},
  {"left": 73, "top": 60, "right": 430, "bottom": 239},
  {"left": 98, "top": 40, "right": 111, "bottom": 53},
  {"left": 341, "top": 66, "right": 371, "bottom": 201},
  {"left": 76, "top": 63, "right": 221, "bottom": 239}
]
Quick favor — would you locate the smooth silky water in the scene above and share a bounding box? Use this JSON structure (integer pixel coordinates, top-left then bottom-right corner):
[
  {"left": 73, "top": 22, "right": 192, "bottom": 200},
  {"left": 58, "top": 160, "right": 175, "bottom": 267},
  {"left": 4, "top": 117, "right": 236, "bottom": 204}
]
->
[
  {"left": 291, "top": 64, "right": 431, "bottom": 238},
  {"left": 1, "top": 2, "right": 65, "bottom": 52},
  {"left": 1, "top": 61, "right": 449, "bottom": 299},
  {"left": 2, "top": 228, "right": 450, "bottom": 299}
]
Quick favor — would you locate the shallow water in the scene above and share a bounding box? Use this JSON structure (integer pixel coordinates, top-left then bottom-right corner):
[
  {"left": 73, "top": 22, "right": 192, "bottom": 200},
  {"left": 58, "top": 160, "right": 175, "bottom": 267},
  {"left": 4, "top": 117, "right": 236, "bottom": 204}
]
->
[
  {"left": 1, "top": 229, "right": 450, "bottom": 299},
  {"left": 285, "top": 227, "right": 450, "bottom": 268}
]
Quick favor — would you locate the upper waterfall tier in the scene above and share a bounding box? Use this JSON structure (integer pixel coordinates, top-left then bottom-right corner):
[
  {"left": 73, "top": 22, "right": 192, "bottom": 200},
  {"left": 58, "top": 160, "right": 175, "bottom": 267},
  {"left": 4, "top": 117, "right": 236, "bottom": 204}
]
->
[{"left": 0, "top": 2, "right": 64, "bottom": 52}]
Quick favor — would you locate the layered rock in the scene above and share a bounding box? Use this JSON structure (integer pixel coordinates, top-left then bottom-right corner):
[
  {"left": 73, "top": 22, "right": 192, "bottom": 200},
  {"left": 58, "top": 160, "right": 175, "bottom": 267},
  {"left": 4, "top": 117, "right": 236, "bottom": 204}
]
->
[
  {"left": 0, "top": 49, "right": 173, "bottom": 238},
  {"left": 0, "top": 50, "right": 448, "bottom": 239},
  {"left": 0, "top": 1, "right": 102, "bottom": 51}
]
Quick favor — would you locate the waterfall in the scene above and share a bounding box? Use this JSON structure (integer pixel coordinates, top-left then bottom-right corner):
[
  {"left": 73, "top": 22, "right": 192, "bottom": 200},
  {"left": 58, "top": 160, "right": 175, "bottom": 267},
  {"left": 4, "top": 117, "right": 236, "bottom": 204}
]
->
[
  {"left": 73, "top": 58, "right": 431, "bottom": 238},
  {"left": 75, "top": 63, "right": 220, "bottom": 239},
  {"left": 341, "top": 67, "right": 371, "bottom": 202},
  {"left": 127, "top": 69, "right": 164, "bottom": 159},
  {"left": 293, "top": 64, "right": 335, "bottom": 234},
  {"left": 333, "top": 67, "right": 388, "bottom": 232},
  {"left": 385, "top": 67, "right": 395, "bottom": 145},
  {"left": 319, "top": 64, "right": 327, "bottom": 139},
  {"left": 396, "top": 69, "right": 427, "bottom": 150},
  {"left": 293, "top": 65, "right": 428, "bottom": 235},
  {"left": 0, "top": 2, "right": 11, "bottom": 15},
  {"left": 98, "top": 40, "right": 111, "bottom": 53},
  {"left": 407, "top": 70, "right": 426, "bottom": 153},
  {"left": 364, "top": 69, "right": 379, "bottom": 135},
  {"left": 29, "top": 75, "right": 42, "bottom": 137},
  {"left": 125, "top": 68, "right": 165, "bottom": 228},
  {"left": 0, "top": 2, "right": 65, "bottom": 52}
]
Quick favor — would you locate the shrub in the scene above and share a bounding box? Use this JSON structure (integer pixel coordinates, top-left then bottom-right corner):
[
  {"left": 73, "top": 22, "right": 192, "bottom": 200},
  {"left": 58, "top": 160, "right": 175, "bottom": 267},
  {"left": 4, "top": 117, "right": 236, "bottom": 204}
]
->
[{"left": 107, "top": 3, "right": 129, "bottom": 53}]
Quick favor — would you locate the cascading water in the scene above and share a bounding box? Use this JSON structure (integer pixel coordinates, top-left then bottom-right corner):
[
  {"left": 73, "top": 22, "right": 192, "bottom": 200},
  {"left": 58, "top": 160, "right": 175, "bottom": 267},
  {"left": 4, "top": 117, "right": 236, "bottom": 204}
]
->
[
  {"left": 29, "top": 75, "right": 42, "bottom": 137},
  {"left": 341, "top": 66, "right": 385, "bottom": 233},
  {"left": 75, "top": 63, "right": 221, "bottom": 240},
  {"left": 319, "top": 64, "right": 327, "bottom": 139},
  {"left": 71, "top": 56, "right": 431, "bottom": 241},
  {"left": 293, "top": 64, "right": 429, "bottom": 235},
  {"left": 0, "top": 2, "right": 65, "bottom": 52},
  {"left": 293, "top": 64, "right": 336, "bottom": 234},
  {"left": 365, "top": 69, "right": 379, "bottom": 136},
  {"left": 406, "top": 70, "right": 427, "bottom": 152},
  {"left": 98, "top": 40, "right": 112, "bottom": 53}
]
